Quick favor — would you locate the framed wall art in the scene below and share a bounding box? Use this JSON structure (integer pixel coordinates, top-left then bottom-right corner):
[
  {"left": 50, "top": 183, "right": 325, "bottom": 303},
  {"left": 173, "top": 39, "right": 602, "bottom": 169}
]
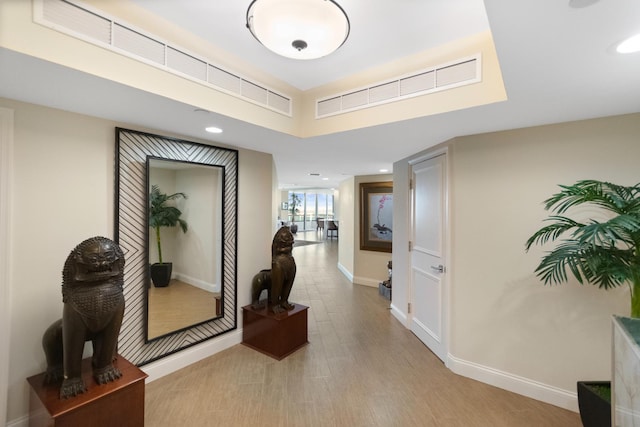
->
[{"left": 360, "top": 181, "right": 393, "bottom": 252}]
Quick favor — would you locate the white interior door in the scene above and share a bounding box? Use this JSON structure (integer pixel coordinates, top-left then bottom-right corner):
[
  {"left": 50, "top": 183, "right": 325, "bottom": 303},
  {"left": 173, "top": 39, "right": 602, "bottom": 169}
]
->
[{"left": 410, "top": 153, "right": 447, "bottom": 361}]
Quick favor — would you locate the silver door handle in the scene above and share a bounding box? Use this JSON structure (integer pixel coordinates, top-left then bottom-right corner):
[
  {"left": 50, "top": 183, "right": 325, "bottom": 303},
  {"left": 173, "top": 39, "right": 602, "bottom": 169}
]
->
[{"left": 430, "top": 265, "right": 444, "bottom": 273}]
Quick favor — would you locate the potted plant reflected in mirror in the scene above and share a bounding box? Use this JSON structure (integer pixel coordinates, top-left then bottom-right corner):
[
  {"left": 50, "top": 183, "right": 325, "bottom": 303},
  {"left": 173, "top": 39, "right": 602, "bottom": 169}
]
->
[
  {"left": 526, "top": 180, "right": 640, "bottom": 427},
  {"left": 149, "top": 185, "right": 188, "bottom": 288}
]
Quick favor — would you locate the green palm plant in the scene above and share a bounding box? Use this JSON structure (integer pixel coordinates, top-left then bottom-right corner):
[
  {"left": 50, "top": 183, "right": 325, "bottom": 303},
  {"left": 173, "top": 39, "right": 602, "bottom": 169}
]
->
[
  {"left": 289, "top": 193, "right": 302, "bottom": 221},
  {"left": 525, "top": 179, "right": 640, "bottom": 317},
  {"left": 288, "top": 193, "right": 302, "bottom": 233},
  {"left": 149, "top": 184, "right": 188, "bottom": 263}
]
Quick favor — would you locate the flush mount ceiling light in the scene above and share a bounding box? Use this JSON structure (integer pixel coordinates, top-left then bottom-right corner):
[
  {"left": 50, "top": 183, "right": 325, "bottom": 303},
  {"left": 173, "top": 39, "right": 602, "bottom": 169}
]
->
[
  {"left": 246, "top": 0, "right": 350, "bottom": 60},
  {"left": 617, "top": 33, "right": 640, "bottom": 54}
]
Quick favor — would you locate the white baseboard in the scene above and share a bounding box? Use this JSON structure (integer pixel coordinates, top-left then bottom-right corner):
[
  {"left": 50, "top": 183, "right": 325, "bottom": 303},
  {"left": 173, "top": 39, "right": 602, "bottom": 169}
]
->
[
  {"left": 447, "top": 353, "right": 578, "bottom": 412},
  {"left": 336, "top": 263, "right": 383, "bottom": 289},
  {"left": 337, "top": 262, "right": 353, "bottom": 282},
  {"left": 390, "top": 303, "right": 407, "bottom": 325},
  {"left": 353, "top": 276, "right": 379, "bottom": 287},
  {"left": 7, "top": 415, "right": 28, "bottom": 427},
  {"left": 386, "top": 307, "right": 578, "bottom": 413},
  {"left": 173, "top": 272, "right": 218, "bottom": 293},
  {"left": 141, "top": 329, "right": 242, "bottom": 382}
]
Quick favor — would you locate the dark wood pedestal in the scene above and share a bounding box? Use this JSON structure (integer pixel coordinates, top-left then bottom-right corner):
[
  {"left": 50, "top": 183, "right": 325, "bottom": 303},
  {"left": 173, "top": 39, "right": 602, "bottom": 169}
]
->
[
  {"left": 242, "top": 303, "right": 309, "bottom": 360},
  {"left": 27, "top": 355, "right": 147, "bottom": 427}
]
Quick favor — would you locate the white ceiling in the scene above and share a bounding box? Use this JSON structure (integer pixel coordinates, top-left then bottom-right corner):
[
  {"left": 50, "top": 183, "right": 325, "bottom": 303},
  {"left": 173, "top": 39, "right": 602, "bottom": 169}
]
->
[
  {"left": 1, "top": 0, "right": 639, "bottom": 190},
  {"left": 128, "top": 0, "right": 492, "bottom": 91}
]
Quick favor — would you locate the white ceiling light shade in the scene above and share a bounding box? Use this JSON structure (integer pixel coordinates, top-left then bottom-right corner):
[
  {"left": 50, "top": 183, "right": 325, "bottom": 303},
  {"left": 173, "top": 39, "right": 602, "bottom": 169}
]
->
[
  {"left": 246, "top": 0, "right": 350, "bottom": 60},
  {"left": 617, "top": 33, "right": 640, "bottom": 54}
]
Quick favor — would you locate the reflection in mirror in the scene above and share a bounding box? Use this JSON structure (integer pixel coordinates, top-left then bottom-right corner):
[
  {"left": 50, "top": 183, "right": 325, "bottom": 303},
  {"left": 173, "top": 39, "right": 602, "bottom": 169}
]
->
[
  {"left": 115, "top": 127, "right": 238, "bottom": 366},
  {"left": 146, "top": 158, "right": 223, "bottom": 340}
]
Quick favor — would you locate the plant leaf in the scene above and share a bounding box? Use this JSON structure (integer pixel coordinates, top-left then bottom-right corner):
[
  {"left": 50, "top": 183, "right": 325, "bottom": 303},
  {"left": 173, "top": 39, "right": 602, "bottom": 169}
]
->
[{"left": 525, "top": 216, "right": 582, "bottom": 250}]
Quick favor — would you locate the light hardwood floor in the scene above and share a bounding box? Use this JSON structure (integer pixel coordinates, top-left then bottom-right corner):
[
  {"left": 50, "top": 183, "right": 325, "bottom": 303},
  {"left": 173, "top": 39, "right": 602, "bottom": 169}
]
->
[
  {"left": 148, "top": 279, "right": 219, "bottom": 339},
  {"left": 145, "top": 231, "right": 581, "bottom": 426}
]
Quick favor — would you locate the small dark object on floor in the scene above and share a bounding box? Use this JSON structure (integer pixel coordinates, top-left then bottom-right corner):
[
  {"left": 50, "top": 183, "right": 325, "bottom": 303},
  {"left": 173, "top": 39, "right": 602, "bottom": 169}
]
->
[
  {"left": 379, "top": 259, "right": 392, "bottom": 300},
  {"left": 379, "top": 281, "right": 392, "bottom": 300}
]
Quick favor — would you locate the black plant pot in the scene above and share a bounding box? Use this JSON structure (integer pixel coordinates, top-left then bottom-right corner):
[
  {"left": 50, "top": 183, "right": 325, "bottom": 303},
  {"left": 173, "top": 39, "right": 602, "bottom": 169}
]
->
[
  {"left": 577, "top": 381, "right": 611, "bottom": 427},
  {"left": 290, "top": 224, "right": 298, "bottom": 234},
  {"left": 150, "top": 262, "right": 172, "bottom": 287}
]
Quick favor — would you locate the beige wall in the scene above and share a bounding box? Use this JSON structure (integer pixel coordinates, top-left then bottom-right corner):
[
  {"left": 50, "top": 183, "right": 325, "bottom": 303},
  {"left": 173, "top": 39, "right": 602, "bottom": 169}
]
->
[
  {"left": 337, "top": 174, "right": 394, "bottom": 288},
  {"left": 338, "top": 178, "right": 355, "bottom": 278},
  {"left": 450, "top": 114, "right": 636, "bottom": 384},
  {"left": 393, "top": 113, "right": 639, "bottom": 409},
  {"left": 352, "top": 175, "right": 394, "bottom": 287},
  {"left": 2, "top": 98, "right": 273, "bottom": 423}
]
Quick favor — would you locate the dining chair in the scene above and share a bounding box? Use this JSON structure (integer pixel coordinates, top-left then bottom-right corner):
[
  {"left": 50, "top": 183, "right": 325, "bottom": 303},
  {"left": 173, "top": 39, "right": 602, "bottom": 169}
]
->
[{"left": 327, "top": 220, "right": 338, "bottom": 239}]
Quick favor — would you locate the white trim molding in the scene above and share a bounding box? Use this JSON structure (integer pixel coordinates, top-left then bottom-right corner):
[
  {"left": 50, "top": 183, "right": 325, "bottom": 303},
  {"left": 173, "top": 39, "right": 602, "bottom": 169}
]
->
[
  {"left": 390, "top": 303, "right": 407, "bottom": 325},
  {"left": 352, "top": 276, "right": 380, "bottom": 288},
  {"left": 0, "top": 107, "right": 14, "bottom": 427},
  {"left": 337, "top": 262, "right": 354, "bottom": 283},
  {"left": 141, "top": 329, "right": 242, "bottom": 383},
  {"left": 447, "top": 353, "right": 578, "bottom": 412}
]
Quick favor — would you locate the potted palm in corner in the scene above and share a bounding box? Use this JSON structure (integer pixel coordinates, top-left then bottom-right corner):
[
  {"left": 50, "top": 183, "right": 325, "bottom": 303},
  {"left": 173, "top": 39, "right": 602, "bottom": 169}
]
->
[
  {"left": 289, "top": 193, "right": 301, "bottom": 234},
  {"left": 525, "top": 179, "right": 640, "bottom": 427},
  {"left": 149, "top": 184, "right": 188, "bottom": 287}
]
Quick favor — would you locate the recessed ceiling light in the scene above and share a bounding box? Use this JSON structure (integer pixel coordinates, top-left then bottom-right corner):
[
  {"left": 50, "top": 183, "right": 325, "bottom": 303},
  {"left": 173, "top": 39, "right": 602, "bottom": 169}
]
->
[
  {"left": 380, "top": 169, "right": 389, "bottom": 173},
  {"left": 617, "top": 33, "right": 640, "bottom": 54},
  {"left": 322, "top": 177, "right": 329, "bottom": 181},
  {"left": 205, "top": 126, "right": 223, "bottom": 134},
  {"left": 568, "top": 0, "right": 599, "bottom": 8}
]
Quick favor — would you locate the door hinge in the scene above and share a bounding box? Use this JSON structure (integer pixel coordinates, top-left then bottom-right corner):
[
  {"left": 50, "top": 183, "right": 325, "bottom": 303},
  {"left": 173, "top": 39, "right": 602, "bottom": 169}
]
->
[
  {"left": 409, "top": 179, "right": 413, "bottom": 190},
  {"left": 409, "top": 241, "right": 413, "bottom": 251},
  {"left": 408, "top": 303, "right": 412, "bottom": 314}
]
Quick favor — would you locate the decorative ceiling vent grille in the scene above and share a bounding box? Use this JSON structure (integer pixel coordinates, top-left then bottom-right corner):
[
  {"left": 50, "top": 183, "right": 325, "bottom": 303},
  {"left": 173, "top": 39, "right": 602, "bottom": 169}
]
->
[
  {"left": 316, "top": 55, "right": 481, "bottom": 118},
  {"left": 34, "top": 0, "right": 292, "bottom": 116},
  {"left": 113, "top": 24, "right": 164, "bottom": 64}
]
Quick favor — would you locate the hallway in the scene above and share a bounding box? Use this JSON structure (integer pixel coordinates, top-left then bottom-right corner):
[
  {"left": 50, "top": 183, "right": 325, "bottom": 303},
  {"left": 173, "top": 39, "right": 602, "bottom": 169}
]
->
[{"left": 145, "top": 231, "right": 580, "bottom": 426}]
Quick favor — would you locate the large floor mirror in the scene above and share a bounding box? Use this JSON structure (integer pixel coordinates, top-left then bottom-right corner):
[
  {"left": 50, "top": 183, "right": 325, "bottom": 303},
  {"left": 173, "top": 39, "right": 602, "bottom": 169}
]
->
[
  {"left": 115, "top": 128, "right": 238, "bottom": 366},
  {"left": 146, "top": 157, "right": 223, "bottom": 340}
]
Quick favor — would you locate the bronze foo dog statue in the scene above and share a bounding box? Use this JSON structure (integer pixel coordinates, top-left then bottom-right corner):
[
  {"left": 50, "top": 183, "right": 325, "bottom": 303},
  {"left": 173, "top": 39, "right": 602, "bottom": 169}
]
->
[
  {"left": 251, "top": 226, "right": 297, "bottom": 314},
  {"left": 42, "top": 236, "right": 125, "bottom": 399}
]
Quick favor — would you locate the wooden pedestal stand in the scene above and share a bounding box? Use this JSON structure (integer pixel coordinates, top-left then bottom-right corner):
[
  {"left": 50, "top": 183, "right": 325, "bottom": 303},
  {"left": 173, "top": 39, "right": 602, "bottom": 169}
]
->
[
  {"left": 27, "top": 355, "right": 147, "bottom": 427},
  {"left": 242, "top": 303, "right": 309, "bottom": 360}
]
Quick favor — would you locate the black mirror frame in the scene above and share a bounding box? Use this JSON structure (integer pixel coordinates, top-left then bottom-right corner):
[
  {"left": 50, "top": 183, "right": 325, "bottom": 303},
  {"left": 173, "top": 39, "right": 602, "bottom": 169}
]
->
[
  {"left": 145, "top": 156, "right": 225, "bottom": 341},
  {"left": 115, "top": 128, "right": 238, "bottom": 366}
]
